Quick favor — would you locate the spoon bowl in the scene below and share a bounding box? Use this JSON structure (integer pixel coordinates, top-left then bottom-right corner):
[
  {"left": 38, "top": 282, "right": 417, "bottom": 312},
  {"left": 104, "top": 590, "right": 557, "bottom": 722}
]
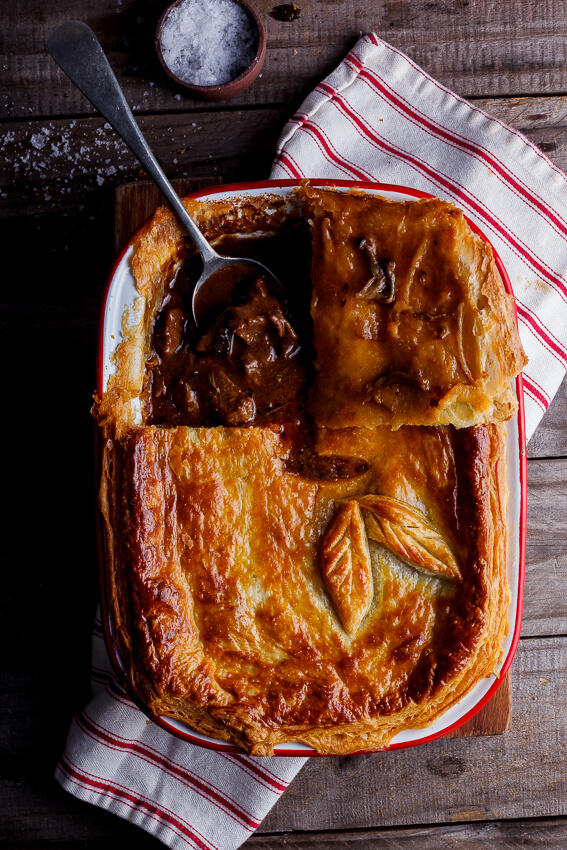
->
[{"left": 191, "top": 255, "right": 286, "bottom": 331}]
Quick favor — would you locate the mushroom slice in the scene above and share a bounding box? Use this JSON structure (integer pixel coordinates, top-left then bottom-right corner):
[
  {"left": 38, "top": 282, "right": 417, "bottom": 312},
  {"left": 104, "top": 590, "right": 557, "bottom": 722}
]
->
[
  {"left": 321, "top": 500, "right": 374, "bottom": 635},
  {"left": 357, "top": 238, "right": 396, "bottom": 303},
  {"left": 357, "top": 495, "right": 461, "bottom": 582}
]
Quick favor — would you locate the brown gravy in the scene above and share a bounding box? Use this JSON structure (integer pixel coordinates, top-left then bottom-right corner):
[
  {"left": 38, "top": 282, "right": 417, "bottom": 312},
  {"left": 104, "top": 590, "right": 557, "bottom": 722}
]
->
[{"left": 143, "top": 221, "right": 311, "bottom": 428}]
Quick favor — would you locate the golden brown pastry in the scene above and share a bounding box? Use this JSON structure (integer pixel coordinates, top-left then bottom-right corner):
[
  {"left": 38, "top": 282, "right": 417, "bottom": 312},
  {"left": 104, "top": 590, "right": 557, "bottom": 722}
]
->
[
  {"left": 303, "top": 185, "right": 527, "bottom": 430},
  {"left": 95, "top": 187, "right": 518, "bottom": 755},
  {"left": 101, "top": 421, "right": 509, "bottom": 755}
]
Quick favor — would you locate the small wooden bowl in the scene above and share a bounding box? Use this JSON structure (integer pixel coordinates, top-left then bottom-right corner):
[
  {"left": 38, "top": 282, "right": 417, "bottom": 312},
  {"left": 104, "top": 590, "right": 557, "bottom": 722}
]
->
[{"left": 155, "top": 0, "right": 266, "bottom": 102}]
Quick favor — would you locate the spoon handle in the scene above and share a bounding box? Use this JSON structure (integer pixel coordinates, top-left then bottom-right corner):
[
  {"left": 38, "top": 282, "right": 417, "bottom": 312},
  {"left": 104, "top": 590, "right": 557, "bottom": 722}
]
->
[{"left": 48, "top": 21, "right": 217, "bottom": 263}]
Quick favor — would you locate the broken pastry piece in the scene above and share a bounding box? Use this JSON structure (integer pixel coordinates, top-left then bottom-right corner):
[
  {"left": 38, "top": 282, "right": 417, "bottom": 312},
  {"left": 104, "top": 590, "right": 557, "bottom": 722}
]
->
[{"left": 303, "top": 185, "right": 527, "bottom": 430}]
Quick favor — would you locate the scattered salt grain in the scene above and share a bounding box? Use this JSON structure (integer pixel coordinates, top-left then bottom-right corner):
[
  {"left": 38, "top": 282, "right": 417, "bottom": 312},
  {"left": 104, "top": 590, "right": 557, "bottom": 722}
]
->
[
  {"left": 30, "top": 133, "right": 46, "bottom": 150},
  {"left": 159, "top": 0, "right": 258, "bottom": 87}
]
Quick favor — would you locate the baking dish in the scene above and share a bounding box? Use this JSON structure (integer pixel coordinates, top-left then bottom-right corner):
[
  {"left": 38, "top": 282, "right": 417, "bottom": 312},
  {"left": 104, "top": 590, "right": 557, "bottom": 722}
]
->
[{"left": 97, "top": 179, "right": 527, "bottom": 755}]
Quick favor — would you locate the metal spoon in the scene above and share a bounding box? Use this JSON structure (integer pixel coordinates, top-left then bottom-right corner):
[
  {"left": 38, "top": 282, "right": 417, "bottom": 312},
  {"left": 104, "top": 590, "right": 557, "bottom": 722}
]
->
[{"left": 47, "top": 21, "right": 285, "bottom": 329}]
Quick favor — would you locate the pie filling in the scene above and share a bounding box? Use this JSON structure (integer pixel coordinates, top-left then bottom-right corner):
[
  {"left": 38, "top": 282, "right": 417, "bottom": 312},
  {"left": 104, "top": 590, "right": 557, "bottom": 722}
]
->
[
  {"left": 96, "top": 187, "right": 525, "bottom": 755},
  {"left": 143, "top": 225, "right": 312, "bottom": 429}
]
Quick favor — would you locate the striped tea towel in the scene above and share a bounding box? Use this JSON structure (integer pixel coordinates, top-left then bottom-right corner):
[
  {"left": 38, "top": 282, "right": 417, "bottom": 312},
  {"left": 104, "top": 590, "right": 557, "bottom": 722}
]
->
[
  {"left": 56, "top": 33, "right": 566, "bottom": 850},
  {"left": 55, "top": 611, "right": 306, "bottom": 849},
  {"left": 271, "top": 33, "right": 567, "bottom": 440}
]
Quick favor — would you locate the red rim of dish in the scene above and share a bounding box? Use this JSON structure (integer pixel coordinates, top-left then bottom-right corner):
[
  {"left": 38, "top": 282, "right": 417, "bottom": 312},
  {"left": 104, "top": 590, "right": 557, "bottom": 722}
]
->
[{"left": 97, "top": 178, "right": 527, "bottom": 757}]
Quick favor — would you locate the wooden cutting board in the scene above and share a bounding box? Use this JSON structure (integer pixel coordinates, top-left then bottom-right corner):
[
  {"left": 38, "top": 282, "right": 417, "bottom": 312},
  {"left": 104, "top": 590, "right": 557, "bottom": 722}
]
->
[
  {"left": 114, "top": 177, "right": 512, "bottom": 740},
  {"left": 114, "top": 176, "right": 223, "bottom": 253}
]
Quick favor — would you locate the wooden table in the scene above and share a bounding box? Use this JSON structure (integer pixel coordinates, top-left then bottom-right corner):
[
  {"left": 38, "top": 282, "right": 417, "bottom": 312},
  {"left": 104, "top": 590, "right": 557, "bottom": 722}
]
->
[{"left": 3, "top": 1, "right": 567, "bottom": 847}]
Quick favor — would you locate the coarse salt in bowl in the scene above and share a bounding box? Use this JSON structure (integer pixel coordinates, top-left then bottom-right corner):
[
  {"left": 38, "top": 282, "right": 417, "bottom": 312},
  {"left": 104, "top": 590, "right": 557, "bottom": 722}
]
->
[{"left": 155, "top": 0, "right": 266, "bottom": 101}]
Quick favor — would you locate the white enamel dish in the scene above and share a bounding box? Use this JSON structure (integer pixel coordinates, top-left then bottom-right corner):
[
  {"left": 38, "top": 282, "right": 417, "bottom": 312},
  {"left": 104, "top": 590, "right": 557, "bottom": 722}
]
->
[{"left": 98, "top": 179, "right": 527, "bottom": 756}]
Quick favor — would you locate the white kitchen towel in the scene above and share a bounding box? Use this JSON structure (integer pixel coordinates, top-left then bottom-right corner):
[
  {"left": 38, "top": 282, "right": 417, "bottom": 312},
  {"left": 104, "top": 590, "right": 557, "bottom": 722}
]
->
[
  {"left": 55, "top": 611, "right": 307, "bottom": 850},
  {"left": 271, "top": 32, "right": 567, "bottom": 440},
  {"left": 56, "top": 32, "right": 566, "bottom": 850}
]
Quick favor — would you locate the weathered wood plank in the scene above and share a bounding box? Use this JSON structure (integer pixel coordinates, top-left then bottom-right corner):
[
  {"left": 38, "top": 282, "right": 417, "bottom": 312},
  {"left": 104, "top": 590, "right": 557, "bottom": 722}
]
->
[
  {"left": 7, "top": 816, "right": 567, "bottom": 848},
  {"left": 523, "top": 457, "right": 567, "bottom": 637},
  {"left": 259, "top": 635, "right": 567, "bottom": 833},
  {"left": 7, "top": 817, "right": 567, "bottom": 850},
  {"left": 5, "top": 0, "right": 567, "bottom": 121},
  {"left": 9, "top": 815, "right": 567, "bottom": 850},
  {"left": 3, "top": 94, "right": 567, "bottom": 220},
  {"left": 472, "top": 95, "right": 567, "bottom": 153},
  {"left": 524, "top": 551, "right": 567, "bottom": 638},
  {"left": 0, "top": 109, "right": 288, "bottom": 219},
  {"left": 249, "top": 816, "right": 567, "bottom": 849},
  {"left": 527, "top": 374, "right": 567, "bottom": 459},
  {"left": 3, "top": 636, "right": 567, "bottom": 843}
]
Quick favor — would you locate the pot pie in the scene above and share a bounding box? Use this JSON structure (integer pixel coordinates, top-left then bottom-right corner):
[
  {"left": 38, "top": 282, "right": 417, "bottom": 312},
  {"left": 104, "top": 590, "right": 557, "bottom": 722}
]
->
[{"left": 95, "top": 185, "right": 526, "bottom": 755}]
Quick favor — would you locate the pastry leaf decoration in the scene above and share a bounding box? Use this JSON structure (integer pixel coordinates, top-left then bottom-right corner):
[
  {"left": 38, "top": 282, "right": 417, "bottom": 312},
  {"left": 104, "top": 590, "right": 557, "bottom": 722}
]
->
[
  {"left": 320, "top": 500, "right": 374, "bottom": 636},
  {"left": 357, "top": 495, "right": 462, "bottom": 583},
  {"left": 321, "top": 496, "right": 461, "bottom": 636}
]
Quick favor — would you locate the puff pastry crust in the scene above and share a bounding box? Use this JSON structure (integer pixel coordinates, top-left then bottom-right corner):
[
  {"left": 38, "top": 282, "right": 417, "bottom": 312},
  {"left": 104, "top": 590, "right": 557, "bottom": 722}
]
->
[
  {"left": 101, "top": 421, "right": 509, "bottom": 755},
  {"left": 96, "top": 187, "right": 519, "bottom": 755},
  {"left": 303, "top": 185, "right": 527, "bottom": 430}
]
